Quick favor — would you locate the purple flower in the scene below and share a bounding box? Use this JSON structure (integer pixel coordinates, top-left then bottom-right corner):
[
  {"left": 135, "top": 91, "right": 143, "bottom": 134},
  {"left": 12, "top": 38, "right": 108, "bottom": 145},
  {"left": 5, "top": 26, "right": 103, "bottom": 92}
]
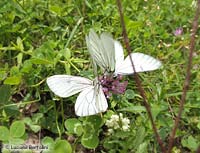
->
[
  {"left": 173, "top": 27, "right": 183, "bottom": 36},
  {"left": 99, "top": 75, "right": 128, "bottom": 98}
]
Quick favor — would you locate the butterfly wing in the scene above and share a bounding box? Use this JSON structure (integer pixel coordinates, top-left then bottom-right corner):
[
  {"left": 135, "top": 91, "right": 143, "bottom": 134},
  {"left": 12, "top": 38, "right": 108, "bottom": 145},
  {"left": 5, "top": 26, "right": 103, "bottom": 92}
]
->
[
  {"left": 86, "top": 29, "right": 115, "bottom": 72},
  {"left": 46, "top": 75, "right": 93, "bottom": 98},
  {"left": 114, "top": 40, "right": 124, "bottom": 72},
  {"left": 100, "top": 32, "right": 115, "bottom": 72},
  {"left": 75, "top": 84, "right": 108, "bottom": 116},
  {"left": 115, "top": 53, "right": 162, "bottom": 75}
]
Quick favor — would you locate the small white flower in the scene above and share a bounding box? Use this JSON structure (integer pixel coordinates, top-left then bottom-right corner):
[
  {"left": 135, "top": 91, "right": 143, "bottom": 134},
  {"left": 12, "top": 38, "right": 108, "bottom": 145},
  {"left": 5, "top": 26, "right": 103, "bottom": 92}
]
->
[
  {"left": 105, "top": 115, "right": 120, "bottom": 129},
  {"left": 119, "top": 113, "right": 123, "bottom": 118},
  {"left": 122, "top": 125, "right": 130, "bottom": 131},
  {"left": 108, "top": 129, "right": 114, "bottom": 135},
  {"left": 121, "top": 117, "right": 130, "bottom": 131},
  {"left": 122, "top": 118, "right": 130, "bottom": 125},
  {"left": 106, "top": 113, "right": 131, "bottom": 132},
  {"left": 111, "top": 114, "right": 120, "bottom": 121}
]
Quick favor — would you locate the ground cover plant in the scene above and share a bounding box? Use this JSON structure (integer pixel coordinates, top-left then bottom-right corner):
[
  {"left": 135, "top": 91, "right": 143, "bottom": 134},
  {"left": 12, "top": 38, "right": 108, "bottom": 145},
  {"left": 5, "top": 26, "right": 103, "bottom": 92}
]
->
[{"left": 0, "top": 0, "right": 200, "bottom": 152}]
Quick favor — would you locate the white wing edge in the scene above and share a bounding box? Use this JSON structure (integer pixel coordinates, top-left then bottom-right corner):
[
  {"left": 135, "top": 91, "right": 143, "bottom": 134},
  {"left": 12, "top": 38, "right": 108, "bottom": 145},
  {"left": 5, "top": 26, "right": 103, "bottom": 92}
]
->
[
  {"left": 115, "top": 52, "right": 162, "bottom": 75},
  {"left": 114, "top": 40, "right": 124, "bottom": 73},
  {"left": 75, "top": 85, "right": 108, "bottom": 116},
  {"left": 46, "top": 75, "right": 93, "bottom": 98}
]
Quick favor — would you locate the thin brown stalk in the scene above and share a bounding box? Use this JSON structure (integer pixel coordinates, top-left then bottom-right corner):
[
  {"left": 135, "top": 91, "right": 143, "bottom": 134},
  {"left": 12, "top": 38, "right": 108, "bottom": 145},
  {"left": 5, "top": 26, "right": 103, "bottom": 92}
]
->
[
  {"left": 116, "top": 0, "right": 166, "bottom": 152},
  {"left": 167, "top": 0, "right": 200, "bottom": 152}
]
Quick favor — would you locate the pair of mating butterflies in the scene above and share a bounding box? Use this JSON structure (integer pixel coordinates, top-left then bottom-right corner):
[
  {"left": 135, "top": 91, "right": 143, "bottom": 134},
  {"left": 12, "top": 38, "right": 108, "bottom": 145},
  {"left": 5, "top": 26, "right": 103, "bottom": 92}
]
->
[{"left": 47, "top": 30, "right": 162, "bottom": 116}]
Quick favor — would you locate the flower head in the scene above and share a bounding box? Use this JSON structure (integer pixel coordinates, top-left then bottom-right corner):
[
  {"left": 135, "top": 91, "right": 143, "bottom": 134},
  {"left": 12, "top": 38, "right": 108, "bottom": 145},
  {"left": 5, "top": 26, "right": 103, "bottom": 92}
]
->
[
  {"left": 99, "top": 75, "right": 128, "bottom": 98},
  {"left": 174, "top": 27, "right": 183, "bottom": 36},
  {"left": 105, "top": 113, "right": 130, "bottom": 134}
]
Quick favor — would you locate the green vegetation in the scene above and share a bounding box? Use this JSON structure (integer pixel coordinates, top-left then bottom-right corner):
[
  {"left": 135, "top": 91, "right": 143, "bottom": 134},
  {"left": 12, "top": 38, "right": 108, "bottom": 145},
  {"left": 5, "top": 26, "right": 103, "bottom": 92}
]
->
[{"left": 0, "top": 0, "right": 199, "bottom": 152}]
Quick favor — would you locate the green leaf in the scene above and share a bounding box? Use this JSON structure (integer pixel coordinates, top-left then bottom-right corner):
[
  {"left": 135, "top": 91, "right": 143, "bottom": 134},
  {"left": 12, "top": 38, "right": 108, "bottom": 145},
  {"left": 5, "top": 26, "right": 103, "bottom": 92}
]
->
[
  {"left": 42, "top": 136, "right": 54, "bottom": 146},
  {"left": 0, "top": 70, "right": 7, "bottom": 81},
  {"left": 10, "top": 66, "right": 20, "bottom": 76},
  {"left": 30, "top": 125, "right": 41, "bottom": 133},
  {"left": 16, "top": 37, "right": 24, "bottom": 51},
  {"left": 17, "top": 53, "right": 23, "bottom": 66},
  {"left": 10, "top": 121, "right": 25, "bottom": 138},
  {"left": 181, "top": 136, "right": 199, "bottom": 151},
  {"left": 32, "top": 113, "right": 44, "bottom": 123},
  {"left": 136, "top": 142, "right": 148, "bottom": 153},
  {"left": 50, "top": 5, "right": 62, "bottom": 16},
  {"left": 64, "top": 118, "right": 83, "bottom": 136},
  {"left": 9, "top": 138, "right": 25, "bottom": 145},
  {"left": 0, "top": 126, "right": 9, "bottom": 141},
  {"left": 30, "top": 58, "right": 54, "bottom": 65},
  {"left": 61, "top": 48, "right": 71, "bottom": 59},
  {"left": 81, "top": 134, "right": 99, "bottom": 149},
  {"left": 4, "top": 76, "right": 21, "bottom": 85},
  {"left": 21, "top": 60, "right": 32, "bottom": 73},
  {"left": 4, "top": 105, "right": 20, "bottom": 117},
  {"left": 151, "top": 104, "right": 167, "bottom": 120},
  {"left": 133, "top": 127, "right": 146, "bottom": 150},
  {"left": 54, "top": 140, "right": 72, "bottom": 153},
  {"left": 42, "top": 136, "right": 55, "bottom": 151},
  {"left": 118, "top": 106, "right": 146, "bottom": 113},
  {"left": 197, "top": 122, "right": 200, "bottom": 130},
  {"left": 31, "top": 40, "right": 57, "bottom": 65},
  {"left": 0, "top": 84, "right": 11, "bottom": 104},
  {"left": 125, "top": 89, "right": 135, "bottom": 99},
  {"left": 23, "top": 117, "right": 32, "bottom": 126},
  {"left": 86, "top": 115, "right": 103, "bottom": 130}
]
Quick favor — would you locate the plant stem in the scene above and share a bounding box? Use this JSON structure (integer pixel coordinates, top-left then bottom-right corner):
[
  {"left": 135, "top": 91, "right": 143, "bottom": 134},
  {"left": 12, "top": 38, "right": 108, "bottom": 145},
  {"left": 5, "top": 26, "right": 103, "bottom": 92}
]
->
[
  {"left": 167, "top": 0, "right": 200, "bottom": 152},
  {"left": 116, "top": 0, "right": 166, "bottom": 152}
]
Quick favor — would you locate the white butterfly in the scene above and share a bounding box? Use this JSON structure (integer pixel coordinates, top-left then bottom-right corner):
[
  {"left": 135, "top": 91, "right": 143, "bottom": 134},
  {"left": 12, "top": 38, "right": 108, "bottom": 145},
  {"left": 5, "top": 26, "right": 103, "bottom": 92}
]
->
[
  {"left": 47, "top": 75, "right": 107, "bottom": 117},
  {"left": 47, "top": 30, "right": 162, "bottom": 117},
  {"left": 114, "top": 41, "right": 162, "bottom": 75},
  {"left": 86, "top": 29, "right": 115, "bottom": 73},
  {"left": 86, "top": 29, "right": 162, "bottom": 75}
]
